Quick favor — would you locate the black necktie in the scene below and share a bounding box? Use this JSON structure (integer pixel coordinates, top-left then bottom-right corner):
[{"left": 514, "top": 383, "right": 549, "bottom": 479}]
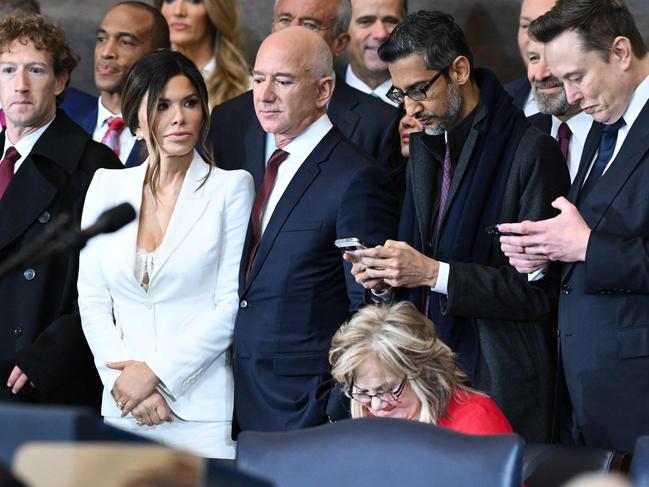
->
[{"left": 578, "top": 117, "right": 626, "bottom": 205}]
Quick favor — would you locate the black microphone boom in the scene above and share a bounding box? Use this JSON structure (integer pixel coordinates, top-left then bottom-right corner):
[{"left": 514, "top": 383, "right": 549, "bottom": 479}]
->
[{"left": 0, "top": 203, "right": 136, "bottom": 278}]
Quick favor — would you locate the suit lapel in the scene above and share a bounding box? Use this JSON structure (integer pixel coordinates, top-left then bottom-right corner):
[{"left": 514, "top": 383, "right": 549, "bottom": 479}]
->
[
  {"left": 125, "top": 140, "right": 145, "bottom": 168},
  {"left": 245, "top": 120, "right": 267, "bottom": 190},
  {"left": 80, "top": 106, "right": 98, "bottom": 135},
  {"left": 328, "top": 81, "right": 359, "bottom": 141},
  {"left": 242, "top": 129, "right": 339, "bottom": 291},
  {"left": 409, "top": 132, "right": 441, "bottom": 244},
  {"left": 151, "top": 154, "right": 210, "bottom": 279}
]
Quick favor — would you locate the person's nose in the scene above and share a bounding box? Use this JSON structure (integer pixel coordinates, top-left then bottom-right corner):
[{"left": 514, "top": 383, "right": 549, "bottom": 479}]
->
[
  {"left": 172, "top": 0, "right": 186, "bottom": 17},
  {"left": 370, "top": 21, "right": 390, "bottom": 42},
  {"left": 99, "top": 36, "right": 118, "bottom": 60},
  {"left": 14, "top": 67, "right": 29, "bottom": 93}
]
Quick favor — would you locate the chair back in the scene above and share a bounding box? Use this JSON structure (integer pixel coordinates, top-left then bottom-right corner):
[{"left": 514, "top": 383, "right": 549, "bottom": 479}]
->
[
  {"left": 237, "top": 417, "right": 524, "bottom": 487},
  {"left": 632, "top": 436, "right": 649, "bottom": 487},
  {"left": 524, "top": 443, "right": 632, "bottom": 487}
]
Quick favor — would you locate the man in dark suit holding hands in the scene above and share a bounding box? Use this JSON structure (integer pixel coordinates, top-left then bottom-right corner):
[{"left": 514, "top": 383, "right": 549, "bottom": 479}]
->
[
  {"left": 0, "top": 15, "right": 121, "bottom": 408},
  {"left": 348, "top": 11, "right": 570, "bottom": 442},
  {"left": 232, "top": 26, "right": 397, "bottom": 433},
  {"left": 499, "top": 0, "right": 649, "bottom": 452}
]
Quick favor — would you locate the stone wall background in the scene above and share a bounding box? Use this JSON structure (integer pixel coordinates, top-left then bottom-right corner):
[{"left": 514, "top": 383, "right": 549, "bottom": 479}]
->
[{"left": 39, "top": 0, "right": 649, "bottom": 95}]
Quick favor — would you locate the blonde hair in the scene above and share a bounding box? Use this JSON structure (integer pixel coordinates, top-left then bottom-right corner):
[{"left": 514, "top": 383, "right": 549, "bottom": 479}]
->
[
  {"left": 154, "top": 0, "right": 250, "bottom": 107},
  {"left": 329, "top": 302, "right": 473, "bottom": 424}
]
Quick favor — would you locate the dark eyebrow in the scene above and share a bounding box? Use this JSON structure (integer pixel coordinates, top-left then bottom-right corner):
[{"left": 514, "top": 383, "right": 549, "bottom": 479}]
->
[{"left": 95, "top": 28, "right": 139, "bottom": 42}]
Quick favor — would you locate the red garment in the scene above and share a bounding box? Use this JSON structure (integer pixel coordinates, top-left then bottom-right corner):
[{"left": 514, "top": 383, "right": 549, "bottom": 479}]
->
[{"left": 438, "top": 389, "right": 513, "bottom": 435}]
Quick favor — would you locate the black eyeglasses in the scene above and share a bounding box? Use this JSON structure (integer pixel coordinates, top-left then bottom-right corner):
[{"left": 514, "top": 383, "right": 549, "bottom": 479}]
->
[
  {"left": 386, "top": 64, "right": 451, "bottom": 104},
  {"left": 345, "top": 376, "right": 408, "bottom": 404}
]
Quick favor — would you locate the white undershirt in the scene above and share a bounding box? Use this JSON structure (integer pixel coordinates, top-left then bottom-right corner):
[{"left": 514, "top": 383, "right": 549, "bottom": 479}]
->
[
  {"left": 260, "top": 114, "right": 333, "bottom": 234},
  {"left": 345, "top": 64, "right": 398, "bottom": 107},
  {"left": 524, "top": 89, "right": 540, "bottom": 117},
  {"left": 550, "top": 111, "right": 593, "bottom": 183}
]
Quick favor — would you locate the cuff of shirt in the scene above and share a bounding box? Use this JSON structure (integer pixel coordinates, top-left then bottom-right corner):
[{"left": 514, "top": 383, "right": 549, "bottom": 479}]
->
[
  {"left": 431, "top": 261, "right": 449, "bottom": 295},
  {"left": 527, "top": 266, "right": 548, "bottom": 282}
]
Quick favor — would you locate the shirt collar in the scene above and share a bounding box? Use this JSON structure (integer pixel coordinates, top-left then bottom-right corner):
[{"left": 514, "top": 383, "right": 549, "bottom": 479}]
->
[
  {"left": 551, "top": 110, "right": 593, "bottom": 148},
  {"left": 620, "top": 73, "right": 649, "bottom": 129},
  {"left": 4, "top": 115, "right": 55, "bottom": 159},
  {"left": 96, "top": 97, "right": 122, "bottom": 129},
  {"left": 345, "top": 64, "right": 396, "bottom": 106},
  {"left": 282, "top": 113, "right": 333, "bottom": 160}
]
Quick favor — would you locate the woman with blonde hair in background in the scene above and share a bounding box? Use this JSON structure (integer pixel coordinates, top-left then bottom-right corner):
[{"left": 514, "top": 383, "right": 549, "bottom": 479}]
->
[
  {"left": 155, "top": 0, "right": 250, "bottom": 107},
  {"left": 330, "top": 301, "right": 513, "bottom": 434}
]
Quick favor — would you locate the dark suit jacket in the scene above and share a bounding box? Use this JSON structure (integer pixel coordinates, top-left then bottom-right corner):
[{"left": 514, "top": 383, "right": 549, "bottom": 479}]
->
[
  {"left": 558, "top": 100, "right": 649, "bottom": 452},
  {"left": 505, "top": 77, "right": 531, "bottom": 110},
  {"left": 0, "top": 110, "right": 122, "bottom": 409},
  {"left": 401, "top": 101, "right": 570, "bottom": 442},
  {"left": 210, "top": 80, "right": 402, "bottom": 190},
  {"left": 232, "top": 126, "right": 398, "bottom": 433},
  {"left": 59, "top": 87, "right": 144, "bottom": 167}
]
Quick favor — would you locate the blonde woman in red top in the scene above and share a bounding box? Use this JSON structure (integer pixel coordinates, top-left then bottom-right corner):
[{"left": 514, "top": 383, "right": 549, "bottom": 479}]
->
[{"left": 329, "top": 301, "right": 512, "bottom": 435}]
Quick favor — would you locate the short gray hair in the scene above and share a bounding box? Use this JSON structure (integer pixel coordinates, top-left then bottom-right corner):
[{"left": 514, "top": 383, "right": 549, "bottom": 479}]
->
[{"left": 274, "top": 0, "right": 352, "bottom": 38}]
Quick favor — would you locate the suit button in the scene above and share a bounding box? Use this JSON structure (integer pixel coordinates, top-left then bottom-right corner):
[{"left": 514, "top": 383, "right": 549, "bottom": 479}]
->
[
  {"left": 240, "top": 300, "right": 248, "bottom": 309},
  {"left": 38, "top": 211, "right": 51, "bottom": 224},
  {"left": 556, "top": 329, "right": 561, "bottom": 337},
  {"left": 23, "top": 268, "right": 36, "bottom": 281},
  {"left": 625, "top": 289, "right": 631, "bottom": 294},
  {"left": 13, "top": 326, "right": 22, "bottom": 337},
  {"left": 561, "top": 284, "right": 571, "bottom": 295}
]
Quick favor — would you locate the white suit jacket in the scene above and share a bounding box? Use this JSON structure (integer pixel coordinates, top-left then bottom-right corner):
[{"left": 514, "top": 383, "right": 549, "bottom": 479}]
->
[{"left": 78, "top": 152, "right": 253, "bottom": 421}]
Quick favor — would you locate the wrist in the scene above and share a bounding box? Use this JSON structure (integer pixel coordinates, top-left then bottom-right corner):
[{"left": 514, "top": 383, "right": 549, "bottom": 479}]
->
[{"left": 426, "top": 258, "right": 440, "bottom": 288}]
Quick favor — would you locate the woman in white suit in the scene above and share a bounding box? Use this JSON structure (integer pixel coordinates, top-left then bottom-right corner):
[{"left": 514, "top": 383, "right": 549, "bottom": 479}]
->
[{"left": 77, "top": 50, "right": 253, "bottom": 459}]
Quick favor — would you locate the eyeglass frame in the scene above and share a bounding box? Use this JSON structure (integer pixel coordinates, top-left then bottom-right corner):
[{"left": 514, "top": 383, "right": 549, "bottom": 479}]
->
[
  {"left": 386, "top": 63, "right": 452, "bottom": 104},
  {"left": 344, "top": 376, "right": 408, "bottom": 404}
]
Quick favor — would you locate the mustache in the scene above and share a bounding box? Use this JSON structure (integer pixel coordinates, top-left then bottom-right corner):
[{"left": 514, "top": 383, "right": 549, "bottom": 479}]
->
[{"left": 532, "top": 76, "right": 563, "bottom": 90}]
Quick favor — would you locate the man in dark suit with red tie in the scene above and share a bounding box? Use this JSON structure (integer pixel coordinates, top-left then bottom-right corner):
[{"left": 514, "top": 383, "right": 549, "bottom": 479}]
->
[
  {"left": 0, "top": 15, "right": 121, "bottom": 408},
  {"left": 500, "top": 0, "right": 649, "bottom": 452},
  {"left": 232, "top": 26, "right": 397, "bottom": 434}
]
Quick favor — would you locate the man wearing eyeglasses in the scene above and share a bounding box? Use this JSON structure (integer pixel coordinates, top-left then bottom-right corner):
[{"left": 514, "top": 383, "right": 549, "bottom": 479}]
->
[{"left": 346, "top": 10, "right": 570, "bottom": 443}]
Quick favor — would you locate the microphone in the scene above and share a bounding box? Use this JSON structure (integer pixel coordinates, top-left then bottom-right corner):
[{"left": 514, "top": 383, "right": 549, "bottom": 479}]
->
[
  {"left": 70, "top": 202, "right": 136, "bottom": 251},
  {"left": 0, "top": 203, "right": 136, "bottom": 278}
]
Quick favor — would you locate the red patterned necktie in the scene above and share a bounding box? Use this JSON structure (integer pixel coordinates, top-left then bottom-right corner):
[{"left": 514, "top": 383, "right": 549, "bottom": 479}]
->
[
  {"left": 245, "top": 149, "right": 289, "bottom": 281},
  {"left": 557, "top": 122, "right": 572, "bottom": 162},
  {"left": 0, "top": 146, "right": 20, "bottom": 199},
  {"left": 0, "top": 109, "right": 6, "bottom": 131},
  {"left": 101, "top": 116, "right": 125, "bottom": 156}
]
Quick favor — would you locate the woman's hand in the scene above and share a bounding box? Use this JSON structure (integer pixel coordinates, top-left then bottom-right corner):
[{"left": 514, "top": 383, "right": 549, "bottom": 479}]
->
[
  {"left": 107, "top": 360, "right": 160, "bottom": 416},
  {"left": 131, "top": 391, "right": 174, "bottom": 426}
]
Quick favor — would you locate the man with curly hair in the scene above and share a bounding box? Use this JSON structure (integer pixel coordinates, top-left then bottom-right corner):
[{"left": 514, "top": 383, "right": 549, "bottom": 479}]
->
[{"left": 0, "top": 15, "right": 121, "bottom": 408}]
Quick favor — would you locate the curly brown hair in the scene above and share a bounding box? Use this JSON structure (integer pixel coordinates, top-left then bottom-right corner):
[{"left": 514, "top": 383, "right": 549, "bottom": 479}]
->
[{"left": 0, "top": 14, "right": 79, "bottom": 100}]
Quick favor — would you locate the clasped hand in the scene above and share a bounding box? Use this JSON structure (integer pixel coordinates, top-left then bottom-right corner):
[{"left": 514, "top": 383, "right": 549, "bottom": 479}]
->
[
  {"left": 498, "top": 197, "right": 591, "bottom": 273},
  {"left": 343, "top": 239, "right": 440, "bottom": 290},
  {"left": 107, "top": 360, "right": 160, "bottom": 417}
]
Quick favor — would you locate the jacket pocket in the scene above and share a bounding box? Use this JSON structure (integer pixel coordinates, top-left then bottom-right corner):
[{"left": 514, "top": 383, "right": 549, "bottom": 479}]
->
[
  {"left": 617, "top": 326, "right": 649, "bottom": 359},
  {"left": 272, "top": 351, "right": 330, "bottom": 376}
]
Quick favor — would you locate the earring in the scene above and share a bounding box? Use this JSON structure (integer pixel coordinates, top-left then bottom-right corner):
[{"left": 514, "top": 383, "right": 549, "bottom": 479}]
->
[{"left": 136, "top": 134, "right": 143, "bottom": 141}]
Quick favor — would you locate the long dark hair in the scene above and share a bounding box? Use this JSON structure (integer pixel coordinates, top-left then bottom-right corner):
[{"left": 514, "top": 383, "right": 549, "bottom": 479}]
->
[{"left": 121, "top": 49, "right": 214, "bottom": 199}]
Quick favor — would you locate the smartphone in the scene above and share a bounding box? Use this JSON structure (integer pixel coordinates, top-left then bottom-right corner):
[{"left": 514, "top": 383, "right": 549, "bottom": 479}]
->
[
  {"left": 485, "top": 224, "right": 522, "bottom": 237},
  {"left": 334, "top": 237, "right": 367, "bottom": 251}
]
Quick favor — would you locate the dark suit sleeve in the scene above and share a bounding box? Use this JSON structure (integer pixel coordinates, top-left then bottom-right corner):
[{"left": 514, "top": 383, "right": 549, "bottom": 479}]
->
[
  {"left": 584, "top": 231, "right": 649, "bottom": 294},
  {"left": 443, "top": 130, "right": 570, "bottom": 321},
  {"left": 337, "top": 161, "right": 399, "bottom": 312}
]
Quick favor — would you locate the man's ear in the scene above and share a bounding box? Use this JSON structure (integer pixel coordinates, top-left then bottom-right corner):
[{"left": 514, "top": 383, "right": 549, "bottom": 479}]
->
[
  {"left": 53, "top": 72, "right": 69, "bottom": 97},
  {"left": 331, "top": 33, "right": 350, "bottom": 58},
  {"left": 610, "top": 35, "right": 633, "bottom": 70},
  {"left": 315, "top": 75, "right": 335, "bottom": 109},
  {"left": 449, "top": 56, "right": 471, "bottom": 86}
]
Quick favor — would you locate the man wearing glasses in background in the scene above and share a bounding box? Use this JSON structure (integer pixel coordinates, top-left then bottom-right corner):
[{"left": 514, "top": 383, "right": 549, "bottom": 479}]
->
[{"left": 346, "top": 10, "right": 569, "bottom": 443}]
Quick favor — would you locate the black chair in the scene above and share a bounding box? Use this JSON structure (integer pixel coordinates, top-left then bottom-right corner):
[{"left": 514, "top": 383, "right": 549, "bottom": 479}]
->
[
  {"left": 236, "top": 417, "right": 524, "bottom": 487},
  {"left": 0, "top": 403, "right": 147, "bottom": 467},
  {"left": 523, "top": 443, "right": 632, "bottom": 487},
  {"left": 632, "top": 436, "right": 649, "bottom": 487}
]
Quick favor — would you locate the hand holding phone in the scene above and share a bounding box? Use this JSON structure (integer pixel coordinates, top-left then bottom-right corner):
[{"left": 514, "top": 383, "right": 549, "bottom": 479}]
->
[
  {"left": 485, "top": 224, "right": 522, "bottom": 238},
  {"left": 334, "top": 237, "right": 367, "bottom": 251}
]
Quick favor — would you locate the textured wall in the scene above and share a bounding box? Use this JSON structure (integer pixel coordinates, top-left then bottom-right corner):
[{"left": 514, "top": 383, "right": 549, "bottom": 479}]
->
[{"left": 40, "top": 0, "right": 649, "bottom": 95}]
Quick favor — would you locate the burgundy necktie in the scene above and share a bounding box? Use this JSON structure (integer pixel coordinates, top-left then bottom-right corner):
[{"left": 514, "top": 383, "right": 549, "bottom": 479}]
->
[
  {"left": 101, "top": 116, "right": 125, "bottom": 156},
  {"left": 0, "top": 109, "right": 6, "bottom": 131},
  {"left": 435, "top": 144, "right": 452, "bottom": 235},
  {"left": 245, "top": 149, "right": 289, "bottom": 281},
  {"left": 557, "top": 122, "right": 572, "bottom": 162},
  {"left": 0, "top": 146, "right": 20, "bottom": 199}
]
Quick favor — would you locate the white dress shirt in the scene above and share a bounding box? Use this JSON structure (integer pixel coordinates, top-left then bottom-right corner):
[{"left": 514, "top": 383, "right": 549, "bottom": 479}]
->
[
  {"left": 93, "top": 98, "right": 137, "bottom": 165},
  {"left": 582, "top": 74, "right": 649, "bottom": 183},
  {"left": 261, "top": 114, "right": 333, "bottom": 234},
  {"left": 524, "top": 90, "right": 540, "bottom": 117},
  {"left": 345, "top": 64, "right": 398, "bottom": 107},
  {"left": 550, "top": 111, "right": 593, "bottom": 183},
  {"left": 3, "top": 116, "right": 54, "bottom": 174}
]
